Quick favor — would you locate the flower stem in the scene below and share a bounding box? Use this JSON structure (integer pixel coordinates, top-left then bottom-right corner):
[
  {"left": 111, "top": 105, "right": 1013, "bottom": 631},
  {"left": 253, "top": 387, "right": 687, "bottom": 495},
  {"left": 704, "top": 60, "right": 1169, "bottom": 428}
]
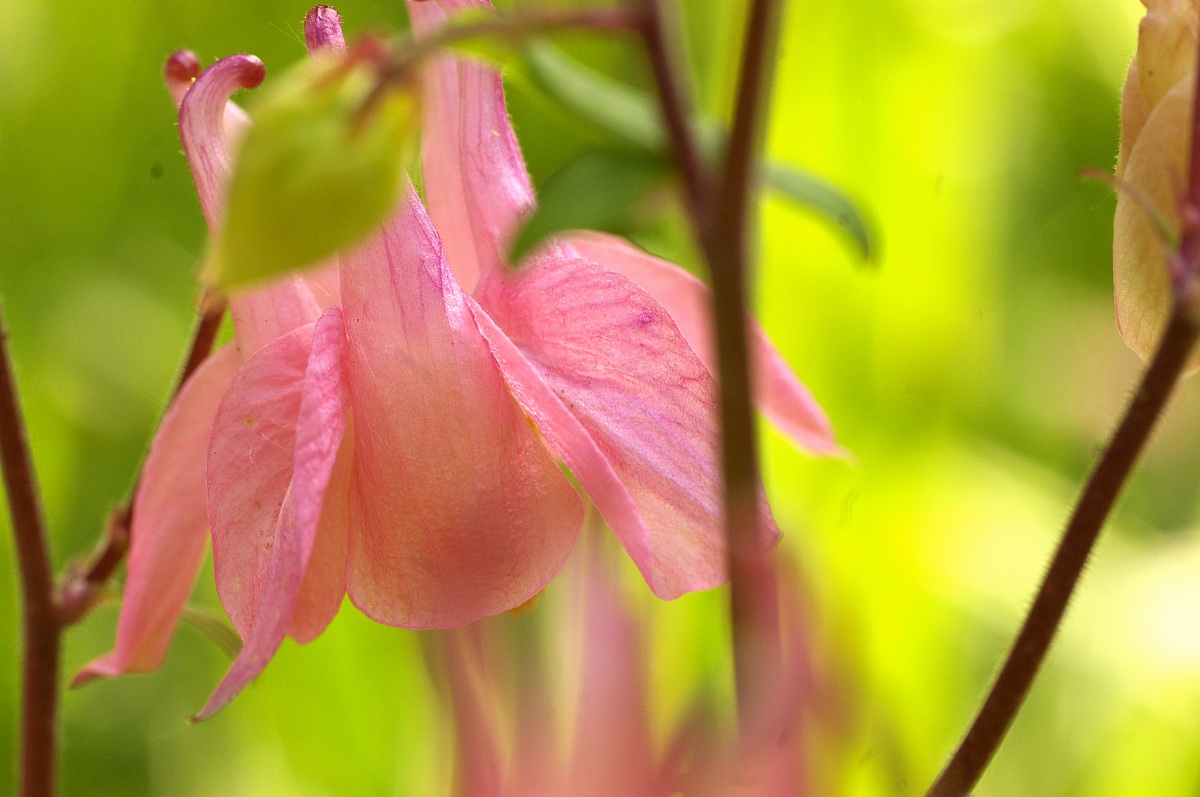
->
[
  {"left": 927, "top": 32, "right": 1200, "bottom": 797},
  {"left": 707, "top": 0, "right": 787, "bottom": 736},
  {"left": 641, "top": 0, "right": 787, "bottom": 730},
  {"left": 639, "top": 0, "right": 711, "bottom": 223},
  {"left": 59, "top": 298, "right": 226, "bottom": 625},
  {"left": 0, "top": 310, "right": 60, "bottom": 797},
  {"left": 927, "top": 300, "right": 1198, "bottom": 797}
]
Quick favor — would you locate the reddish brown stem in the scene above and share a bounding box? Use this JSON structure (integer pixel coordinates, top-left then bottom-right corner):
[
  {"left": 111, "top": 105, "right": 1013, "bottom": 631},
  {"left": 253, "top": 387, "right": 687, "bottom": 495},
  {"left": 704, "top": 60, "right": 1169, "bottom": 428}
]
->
[
  {"left": 0, "top": 311, "right": 59, "bottom": 797},
  {"left": 639, "top": 0, "right": 712, "bottom": 223},
  {"left": 927, "top": 301, "right": 1198, "bottom": 797},
  {"left": 60, "top": 298, "right": 226, "bottom": 625},
  {"left": 927, "top": 32, "right": 1200, "bottom": 796}
]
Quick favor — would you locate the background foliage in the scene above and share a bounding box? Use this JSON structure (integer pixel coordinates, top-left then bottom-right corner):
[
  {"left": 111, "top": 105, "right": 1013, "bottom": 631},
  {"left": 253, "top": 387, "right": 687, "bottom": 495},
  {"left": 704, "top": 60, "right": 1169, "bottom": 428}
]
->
[{"left": 3, "top": 0, "right": 1194, "bottom": 794}]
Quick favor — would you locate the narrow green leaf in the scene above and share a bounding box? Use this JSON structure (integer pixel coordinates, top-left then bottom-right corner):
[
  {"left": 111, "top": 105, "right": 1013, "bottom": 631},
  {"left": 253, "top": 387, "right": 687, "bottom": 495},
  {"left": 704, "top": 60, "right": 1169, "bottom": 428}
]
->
[
  {"left": 180, "top": 605, "right": 243, "bottom": 659},
  {"left": 213, "top": 55, "right": 418, "bottom": 291},
  {"left": 523, "top": 40, "right": 665, "bottom": 151},
  {"left": 525, "top": 41, "right": 876, "bottom": 264},
  {"left": 508, "top": 149, "right": 666, "bottom": 265},
  {"left": 763, "top": 164, "right": 875, "bottom": 263}
]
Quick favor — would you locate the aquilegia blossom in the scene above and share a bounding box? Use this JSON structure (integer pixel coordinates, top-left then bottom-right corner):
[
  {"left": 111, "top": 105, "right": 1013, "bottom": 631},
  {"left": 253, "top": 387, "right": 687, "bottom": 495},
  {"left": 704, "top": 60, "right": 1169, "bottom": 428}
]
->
[{"left": 79, "top": 2, "right": 835, "bottom": 718}]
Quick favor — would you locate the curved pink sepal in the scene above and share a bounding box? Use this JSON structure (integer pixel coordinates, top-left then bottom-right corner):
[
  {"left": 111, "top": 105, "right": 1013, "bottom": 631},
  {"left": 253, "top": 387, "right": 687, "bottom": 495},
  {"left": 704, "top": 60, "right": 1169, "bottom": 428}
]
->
[
  {"left": 178, "top": 55, "right": 265, "bottom": 231},
  {"left": 197, "top": 308, "right": 350, "bottom": 719},
  {"left": 566, "top": 232, "right": 839, "bottom": 456},
  {"left": 477, "top": 256, "right": 775, "bottom": 598},
  {"left": 339, "top": 189, "right": 582, "bottom": 628},
  {"left": 407, "top": 0, "right": 548, "bottom": 290},
  {"left": 73, "top": 345, "right": 240, "bottom": 686}
]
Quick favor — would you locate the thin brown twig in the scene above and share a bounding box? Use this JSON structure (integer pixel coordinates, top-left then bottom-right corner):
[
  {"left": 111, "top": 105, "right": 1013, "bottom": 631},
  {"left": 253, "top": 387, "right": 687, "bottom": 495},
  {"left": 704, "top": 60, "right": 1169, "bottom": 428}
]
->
[
  {"left": 639, "top": 0, "right": 712, "bottom": 223},
  {"left": 926, "top": 299, "right": 1198, "bottom": 796},
  {"left": 360, "top": 4, "right": 648, "bottom": 121},
  {"left": 0, "top": 310, "right": 60, "bottom": 797},
  {"left": 59, "top": 298, "right": 226, "bottom": 625}
]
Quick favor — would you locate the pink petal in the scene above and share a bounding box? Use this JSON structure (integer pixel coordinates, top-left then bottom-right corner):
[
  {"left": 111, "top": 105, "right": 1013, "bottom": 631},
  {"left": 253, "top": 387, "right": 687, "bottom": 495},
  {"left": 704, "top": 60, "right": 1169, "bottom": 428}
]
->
[
  {"left": 206, "top": 324, "right": 309, "bottom": 639},
  {"left": 565, "top": 232, "right": 838, "bottom": 455},
  {"left": 476, "top": 256, "right": 776, "bottom": 598},
  {"left": 73, "top": 345, "right": 240, "bottom": 685},
  {"left": 407, "top": 0, "right": 555, "bottom": 290},
  {"left": 198, "top": 309, "right": 351, "bottom": 718},
  {"left": 566, "top": 525, "right": 657, "bottom": 797},
  {"left": 165, "top": 50, "right": 251, "bottom": 155},
  {"left": 339, "top": 188, "right": 582, "bottom": 628},
  {"left": 178, "top": 54, "right": 265, "bottom": 232}
]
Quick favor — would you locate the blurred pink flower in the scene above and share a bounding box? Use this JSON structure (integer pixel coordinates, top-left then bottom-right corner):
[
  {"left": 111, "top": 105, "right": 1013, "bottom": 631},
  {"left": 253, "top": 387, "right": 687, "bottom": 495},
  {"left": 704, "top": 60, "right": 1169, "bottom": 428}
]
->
[
  {"left": 437, "top": 518, "right": 816, "bottom": 797},
  {"left": 78, "top": 2, "right": 835, "bottom": 719}
]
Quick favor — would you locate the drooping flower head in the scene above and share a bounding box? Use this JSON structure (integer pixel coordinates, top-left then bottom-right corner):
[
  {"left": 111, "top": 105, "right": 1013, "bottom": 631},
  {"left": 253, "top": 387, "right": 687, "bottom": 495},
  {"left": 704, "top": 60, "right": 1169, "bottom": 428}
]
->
[{"left": 79, "top": 2, "right": 837, "bottom": 720}]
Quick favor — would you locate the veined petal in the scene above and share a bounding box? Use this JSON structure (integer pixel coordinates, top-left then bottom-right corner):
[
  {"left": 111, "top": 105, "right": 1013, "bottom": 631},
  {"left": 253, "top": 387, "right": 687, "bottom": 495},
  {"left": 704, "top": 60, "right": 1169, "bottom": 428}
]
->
[
  {"left": 73, "top": 345, "right": 240, "bottom": 685},
  {"left": 206, "top": 324, "right": 313, "bottom": 639},
  {"left": 408, "top": 0, "right": 554, "bottom": 289},
  {"left": 339, "top": 188, "right": 582, "bottom": 628},
  {"left": 198, "top": 308, "right": 351, "bottom": 719},
  {"left": 476, "top": 256, "right": 776, "bottom": 598},
  {"left": 466, "top": 297, "right": 652, "bottom": 572},
  {"left": 564, "top": 232, "right": 838, "bottom": 455}
]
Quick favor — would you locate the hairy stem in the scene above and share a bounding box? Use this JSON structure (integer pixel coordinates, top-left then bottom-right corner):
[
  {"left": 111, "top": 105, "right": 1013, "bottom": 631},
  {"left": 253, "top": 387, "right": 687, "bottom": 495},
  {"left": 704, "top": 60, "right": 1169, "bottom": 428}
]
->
[
  {"left": 928, "top": 30, "right": 1200, "bottom": 796},
  {"left": 927, "top": 301, "right": 1198, "bottom": 796},
  {"left": 0, "top": 311, "right": 59, "bottom": 797}
]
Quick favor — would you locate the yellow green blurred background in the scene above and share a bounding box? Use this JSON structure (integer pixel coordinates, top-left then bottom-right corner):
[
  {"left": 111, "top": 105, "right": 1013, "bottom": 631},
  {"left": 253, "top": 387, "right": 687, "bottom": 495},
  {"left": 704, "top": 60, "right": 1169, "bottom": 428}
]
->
[{"left": 4, "top": 0, "right": 1196, "bottom": 794}]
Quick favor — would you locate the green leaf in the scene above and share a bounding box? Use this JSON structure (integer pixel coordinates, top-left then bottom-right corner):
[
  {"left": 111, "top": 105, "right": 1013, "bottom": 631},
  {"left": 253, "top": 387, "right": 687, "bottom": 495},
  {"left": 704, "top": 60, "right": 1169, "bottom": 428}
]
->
[
  {"left": 525, "top": 41, "right": 875, "bottom": 264},
  {"left": 508, "top": 149, "right": 666, "bottom": 265},
  {"left": 523, "top": 40, "right": 665, "bottom": 152},
  {"left": 213, "top": 55, "right": 418, "bottom": 291},
  {"left": 180, "top": 605, "right": 243, "bottom": 659},
  {"left": 763, "top": 164, "right": 875, "bottom": 263}
]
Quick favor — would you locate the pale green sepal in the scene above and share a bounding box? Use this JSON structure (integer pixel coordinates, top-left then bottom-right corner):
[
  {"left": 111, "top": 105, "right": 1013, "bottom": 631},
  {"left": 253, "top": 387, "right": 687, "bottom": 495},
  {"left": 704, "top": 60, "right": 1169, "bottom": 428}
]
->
[{"left": 212, "top": 55, "right": 417, "bottom": 291}]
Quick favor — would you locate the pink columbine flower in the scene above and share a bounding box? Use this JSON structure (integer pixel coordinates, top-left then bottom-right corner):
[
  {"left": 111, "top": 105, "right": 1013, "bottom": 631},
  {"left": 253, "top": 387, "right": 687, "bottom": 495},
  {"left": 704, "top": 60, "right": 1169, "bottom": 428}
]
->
[{"left": 78, "top": 1, "right": 835, "bottom": 718}]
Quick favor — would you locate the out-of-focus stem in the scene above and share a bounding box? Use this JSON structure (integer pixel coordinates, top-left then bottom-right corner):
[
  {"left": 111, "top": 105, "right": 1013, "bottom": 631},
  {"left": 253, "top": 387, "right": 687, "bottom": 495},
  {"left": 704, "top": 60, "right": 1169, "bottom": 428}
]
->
[
  {"left": 362, "top": 4, "right": 647, "bottom": 120},
  {"left": 640, "top": 0, "right": 711, "bottom": 223},
  {"left": 705, "top": 0, "right": 786, "bottom": 732},
  {"left": 642, "top": 0, "right": 787, "bottom": 730},
  {"left": 0, "top": 310, "right": 59, "bottom": 797}
]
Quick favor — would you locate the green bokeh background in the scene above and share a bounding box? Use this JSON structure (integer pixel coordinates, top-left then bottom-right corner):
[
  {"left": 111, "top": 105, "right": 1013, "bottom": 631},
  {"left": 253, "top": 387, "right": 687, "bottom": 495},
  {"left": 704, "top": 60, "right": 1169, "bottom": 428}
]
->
[{"left": 3, "top": 0, "right": 1196, "bottom": 794}]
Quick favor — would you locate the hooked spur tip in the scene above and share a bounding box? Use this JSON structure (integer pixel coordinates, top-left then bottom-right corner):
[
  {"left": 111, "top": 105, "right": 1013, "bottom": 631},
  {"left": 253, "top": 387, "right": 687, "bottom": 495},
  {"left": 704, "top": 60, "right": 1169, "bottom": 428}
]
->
[
  {"left": 230, "top": 55, "right": 268, "bottom": 90},
  {"left": 164, "top": 50, "right": 202, "bottom": 102},
  {"left": 165, "top": 50, "right": 201, "bottom": 84}
]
